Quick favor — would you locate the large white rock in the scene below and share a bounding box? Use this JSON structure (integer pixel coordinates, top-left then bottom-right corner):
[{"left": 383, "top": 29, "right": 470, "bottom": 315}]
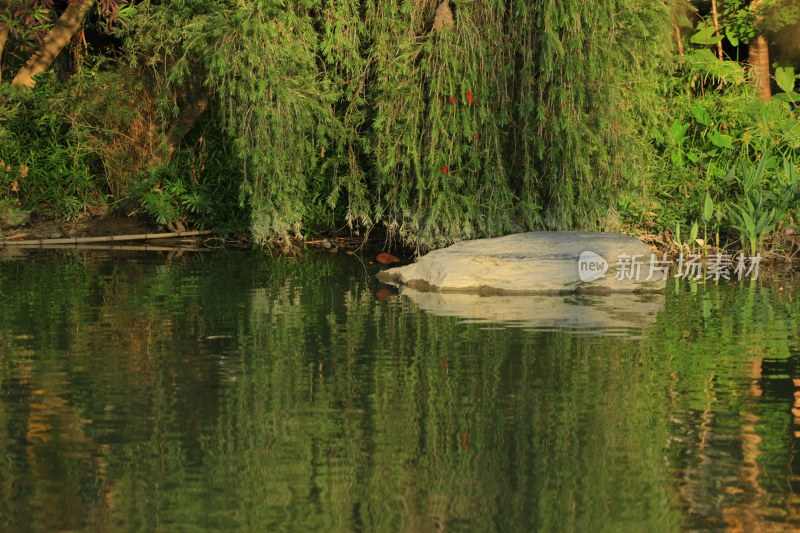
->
[{"left": 376, "top": 232, "right": 665, "bottom": 293}]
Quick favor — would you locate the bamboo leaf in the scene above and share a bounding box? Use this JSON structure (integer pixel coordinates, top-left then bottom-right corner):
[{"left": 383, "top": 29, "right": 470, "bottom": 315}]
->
[{"left": 703, "top": 192, "right": 714, "bottom": 222}]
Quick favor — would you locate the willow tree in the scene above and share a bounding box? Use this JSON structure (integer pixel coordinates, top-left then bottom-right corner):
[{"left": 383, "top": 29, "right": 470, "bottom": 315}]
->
[
  {"left": 127, "top": 0, "right": 673, "bottom": 249},
  {"left": 365, "top": 1, "right": 524, "bottom": 248},
  {"left": 202, "top": 2, "right": 335, "bottom": 243},
  {"left": 363, "top": 0, "right": 671, "bottom": 244},
  {"left": 508, "top": 1, "right": 671, "bottom": 229}
]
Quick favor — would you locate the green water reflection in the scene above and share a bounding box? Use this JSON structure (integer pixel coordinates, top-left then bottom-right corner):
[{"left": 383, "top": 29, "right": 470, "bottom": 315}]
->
[{"left": 0, "top": 251, "right": 798, "bottom": 531}]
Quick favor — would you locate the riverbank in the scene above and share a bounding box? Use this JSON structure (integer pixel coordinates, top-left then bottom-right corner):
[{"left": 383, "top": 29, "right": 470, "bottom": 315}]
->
[
  {"left": 0, "top": 213, "right": 411, "bottom": 261},
  {"left": 4, "top": 212, "right": 800, "bottom": 263}
]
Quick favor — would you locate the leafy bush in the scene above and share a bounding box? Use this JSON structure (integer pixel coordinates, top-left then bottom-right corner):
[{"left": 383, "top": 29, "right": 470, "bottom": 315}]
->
[
  {"left": 0, "top": 76, "right": 104, "bottom": 220},
  {"left": 127, "top": 125, "right": 248, "bottom": 234},
  {"left": 626, "top": 21, "right": 800, "bottom": 254}
]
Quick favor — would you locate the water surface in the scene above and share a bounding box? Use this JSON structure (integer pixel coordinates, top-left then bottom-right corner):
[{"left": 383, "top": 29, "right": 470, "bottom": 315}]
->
[{"left": 0, "top": 250, "right": 798, "bottom": 531}]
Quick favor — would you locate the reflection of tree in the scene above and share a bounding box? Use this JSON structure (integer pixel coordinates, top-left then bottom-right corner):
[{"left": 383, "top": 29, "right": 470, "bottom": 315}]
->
[
  {"left": 2, "top": 254, "right": 800, "bottom": 530},
  {"left": 659, "top": 281, "right": 800, "bottom": 529},
  {"left": 722, "top": 357, "right": 767, "bottom": 531},
  {"left": 182, "top": 266, "right": 682, "bottom": 532},
  {"left": 0, "top": 252, "right": 685, "bottom": 530},
  {"left": 0, "top": 252, "right": 227, "bottom": 529},
  {"left": 720, "top": 353, "right": 800, "bottom": 530}
]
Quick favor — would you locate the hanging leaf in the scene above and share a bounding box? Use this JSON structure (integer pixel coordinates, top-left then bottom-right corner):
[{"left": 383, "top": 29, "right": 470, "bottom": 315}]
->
[
  {"left": 775, "top": 66, "right": 797, "bottom": 95},
  {"left": 772, "top": 91, "right": 800, "bottom": 103}
]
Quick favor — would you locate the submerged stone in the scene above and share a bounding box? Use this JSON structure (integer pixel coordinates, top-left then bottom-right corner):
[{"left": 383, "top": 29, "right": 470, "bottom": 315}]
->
[{"left": 376, "top": 232, "right": 665, "bottom": 293}]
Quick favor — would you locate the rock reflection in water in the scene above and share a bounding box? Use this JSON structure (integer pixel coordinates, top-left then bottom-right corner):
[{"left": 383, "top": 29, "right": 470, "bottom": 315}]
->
[{"left": 397, "top": 287, "right": 665, "bottom": 335}]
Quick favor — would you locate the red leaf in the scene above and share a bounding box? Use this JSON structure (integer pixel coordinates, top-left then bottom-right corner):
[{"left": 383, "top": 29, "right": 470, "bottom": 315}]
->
[
  {"left": 376, "top": 252, "right": 401, "bottom": 265},
  {"left": 441, "top": 165, "right": 450, "bottom": 175}
]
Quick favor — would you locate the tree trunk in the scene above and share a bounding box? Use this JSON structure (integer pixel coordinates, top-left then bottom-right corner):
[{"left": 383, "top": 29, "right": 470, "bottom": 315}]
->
[
  {"left": 0, "top": 0, "right": 10, "bottom": 77},
  {"left": 749, "top": 0, "right": 771, "bottom": 102},
  {"left": 749, "top": 35, "right": 771, "bottom": 102},
  {"left": 711, "top": 0, "right": 723, "bottom": 60},
  {"left": 11, "top": 0, "right": 95, "bottom": 88},
  {"left": 164, "top": 87, "right": 212, "bottom": 161}
]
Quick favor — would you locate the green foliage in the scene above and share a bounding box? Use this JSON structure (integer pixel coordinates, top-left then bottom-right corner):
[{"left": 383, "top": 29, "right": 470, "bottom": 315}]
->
[
  {"left": 774, "top": 66, "right": 800, "bottom": 102},
  {"left": 644, "top": 24, "right": 800, "bottom": 252},
  {"left": 367, "top": 1, "right": 522, "bottom": 247},
  {"left": 123, "top": 0, "right": 673, "bottom": 249},
  {"left": 0, "top": 61, "right": 248, "bottom": 230},
  {"left": 725, "top": 154, "right": 799, "bottom": 254},
  {"left": 128, "top": 126, "right": 249, "bottom": 233},
  {"left": 56, "top": 64, "right": 164, "bottom": 198},
  {"left": 3, "top": 0, "right": 795, "bottom": 252},
  {"left": 758, "top": 0, "right": 800, "bottom": 33},
  {"left": 720, "top": 0, "right": 800, "bottom": 43},
  {"left": 0, "top": 76, "right": 103, "bottom": 220},
  {"left": 203, "top": 2, "right": 334, "bottom": 244},
  {"left": 364, "top": 0, "right": 671, "bottom": 244}
]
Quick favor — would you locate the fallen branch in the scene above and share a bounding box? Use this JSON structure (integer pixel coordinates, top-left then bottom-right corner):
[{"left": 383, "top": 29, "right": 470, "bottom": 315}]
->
[
  {"left": 1, "top": 244, "right": 211, "bottom": 252},
  {"left": 0, "top": 230, "right": 213, "bottom": 247},
  {"left": 0, "top": 233, "right": 29, "bottom": 241}
]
